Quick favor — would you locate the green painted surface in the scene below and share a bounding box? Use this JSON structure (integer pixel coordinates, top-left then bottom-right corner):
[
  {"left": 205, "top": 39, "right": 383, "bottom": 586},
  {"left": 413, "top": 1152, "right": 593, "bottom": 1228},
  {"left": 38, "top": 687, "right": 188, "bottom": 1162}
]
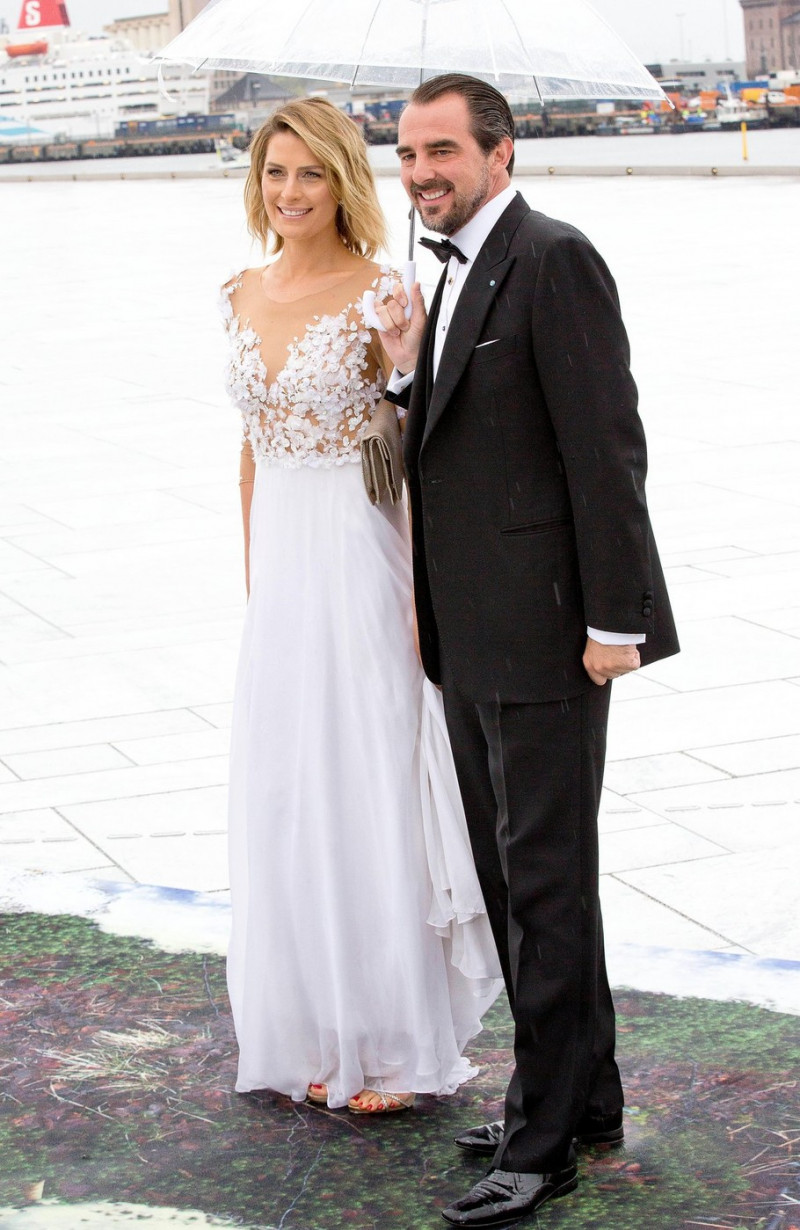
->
[{"left": 1, "top": 913, "right": 798, "bottom": 1229}]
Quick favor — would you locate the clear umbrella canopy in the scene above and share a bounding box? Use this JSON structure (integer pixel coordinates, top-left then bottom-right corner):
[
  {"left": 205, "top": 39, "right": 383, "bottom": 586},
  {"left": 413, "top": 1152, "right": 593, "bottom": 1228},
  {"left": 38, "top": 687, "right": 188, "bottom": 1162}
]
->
[{"left": 157, "top": 0, "right": 665, "bottom": 102}]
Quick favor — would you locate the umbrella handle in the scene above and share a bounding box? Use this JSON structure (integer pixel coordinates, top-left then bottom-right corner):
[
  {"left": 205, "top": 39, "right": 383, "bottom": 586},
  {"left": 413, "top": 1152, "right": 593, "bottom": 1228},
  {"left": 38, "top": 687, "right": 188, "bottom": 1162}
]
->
[{"left": 362, "top": 261, "right": 415, "bottom": 333}]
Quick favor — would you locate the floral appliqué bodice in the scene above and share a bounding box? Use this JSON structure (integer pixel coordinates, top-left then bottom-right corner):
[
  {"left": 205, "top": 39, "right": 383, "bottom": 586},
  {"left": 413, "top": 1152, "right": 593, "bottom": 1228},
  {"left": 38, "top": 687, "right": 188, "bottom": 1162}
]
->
[{"left": 221, "top": 268, "right": 396, "bottom": 468}]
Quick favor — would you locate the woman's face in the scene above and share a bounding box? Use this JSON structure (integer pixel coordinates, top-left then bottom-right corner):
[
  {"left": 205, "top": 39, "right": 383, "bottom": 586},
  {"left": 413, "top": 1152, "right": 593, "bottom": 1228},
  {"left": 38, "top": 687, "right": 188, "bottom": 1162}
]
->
[{"left": 261, "top": 130, "right": 339, "bottom": 244}]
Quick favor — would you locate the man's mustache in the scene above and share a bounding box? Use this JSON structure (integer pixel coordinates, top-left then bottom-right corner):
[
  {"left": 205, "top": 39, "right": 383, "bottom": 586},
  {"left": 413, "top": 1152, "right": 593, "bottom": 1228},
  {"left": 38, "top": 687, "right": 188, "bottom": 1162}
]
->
[{"left": 410, "top": 179, "right": 453, "bottom": 197}]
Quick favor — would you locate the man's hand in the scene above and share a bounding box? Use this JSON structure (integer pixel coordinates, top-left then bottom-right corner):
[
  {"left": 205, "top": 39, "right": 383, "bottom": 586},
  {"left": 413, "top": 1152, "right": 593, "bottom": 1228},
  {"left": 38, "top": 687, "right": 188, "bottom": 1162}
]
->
[
  {"left": 583, "top": 638, "right": 640, "bottom": 686},
  {"left": 375, "top": 280, "right": 427, "bottom": 375}
]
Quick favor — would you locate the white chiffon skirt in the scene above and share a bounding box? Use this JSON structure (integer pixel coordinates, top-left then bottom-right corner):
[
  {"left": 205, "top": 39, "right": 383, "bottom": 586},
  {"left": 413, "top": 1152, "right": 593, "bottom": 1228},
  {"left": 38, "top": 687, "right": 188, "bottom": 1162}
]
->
[{"left": 227, "top": 459, "right": 503, "bottom": 1108}]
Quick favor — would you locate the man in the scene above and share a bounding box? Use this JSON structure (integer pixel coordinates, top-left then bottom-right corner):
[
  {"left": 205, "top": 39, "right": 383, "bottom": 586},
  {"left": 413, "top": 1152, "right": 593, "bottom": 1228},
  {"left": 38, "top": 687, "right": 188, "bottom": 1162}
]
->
[{"left": 378, "top": 74, "right": 679, "bottom": 1227}]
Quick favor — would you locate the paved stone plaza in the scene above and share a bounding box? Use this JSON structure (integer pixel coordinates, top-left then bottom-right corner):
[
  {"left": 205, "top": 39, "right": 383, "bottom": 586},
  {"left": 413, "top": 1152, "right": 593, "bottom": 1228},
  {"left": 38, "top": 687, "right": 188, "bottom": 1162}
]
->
[{"left": 1, "top": 169, "right": 799, "bottom": 991}]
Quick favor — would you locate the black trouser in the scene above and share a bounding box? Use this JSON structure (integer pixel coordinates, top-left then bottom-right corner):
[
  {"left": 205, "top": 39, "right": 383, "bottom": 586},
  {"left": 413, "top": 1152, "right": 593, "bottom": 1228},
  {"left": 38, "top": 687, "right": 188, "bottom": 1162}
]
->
[{"left": 441, "top": 676, "right": 623, "bottom": 1173}]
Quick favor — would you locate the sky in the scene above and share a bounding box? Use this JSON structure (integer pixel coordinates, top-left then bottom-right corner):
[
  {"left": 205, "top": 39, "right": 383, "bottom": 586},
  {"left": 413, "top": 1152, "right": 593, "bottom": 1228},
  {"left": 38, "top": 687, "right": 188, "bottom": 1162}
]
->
[{"left": 1, "top": 0, "right": 747, "bottom": 65}]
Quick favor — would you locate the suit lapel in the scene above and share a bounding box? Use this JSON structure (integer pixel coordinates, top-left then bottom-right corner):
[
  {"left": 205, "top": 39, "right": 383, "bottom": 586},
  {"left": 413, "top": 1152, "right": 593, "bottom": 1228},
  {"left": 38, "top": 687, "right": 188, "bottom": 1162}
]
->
[{"left": 422, "top": 194, "right": 530, "bottom": 449}]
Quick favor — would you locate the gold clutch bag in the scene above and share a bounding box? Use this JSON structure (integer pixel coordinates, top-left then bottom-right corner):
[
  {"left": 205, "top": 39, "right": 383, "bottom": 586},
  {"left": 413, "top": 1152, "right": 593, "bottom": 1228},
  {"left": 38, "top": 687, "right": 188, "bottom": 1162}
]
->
[{"left": 361, "top": 398, "right": 405, "bottom": 506}]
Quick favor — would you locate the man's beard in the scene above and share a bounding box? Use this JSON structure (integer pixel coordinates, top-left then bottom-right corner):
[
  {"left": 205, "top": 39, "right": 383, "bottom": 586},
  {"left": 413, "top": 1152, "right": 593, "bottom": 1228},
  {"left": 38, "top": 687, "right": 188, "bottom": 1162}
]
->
[{"left": 412, "top": 163, "right": 491, "bottom": 236}]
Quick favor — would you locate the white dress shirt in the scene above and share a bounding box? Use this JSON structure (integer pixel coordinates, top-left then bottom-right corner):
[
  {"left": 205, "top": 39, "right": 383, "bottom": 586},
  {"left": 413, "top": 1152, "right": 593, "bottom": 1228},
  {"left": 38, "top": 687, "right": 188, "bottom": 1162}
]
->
[{"left": 389, "top": 188, "right": 644, "bottom": 648}]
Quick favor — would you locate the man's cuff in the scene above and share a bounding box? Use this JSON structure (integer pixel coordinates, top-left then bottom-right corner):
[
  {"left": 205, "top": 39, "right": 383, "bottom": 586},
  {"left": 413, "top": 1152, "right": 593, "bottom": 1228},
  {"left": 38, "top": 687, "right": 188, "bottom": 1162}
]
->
[
  {"left": 386, "top": 367, "right": 415, "bottom": 396},
  {"left": 587, "top": 627, "right": 646, "bottom": 646}
]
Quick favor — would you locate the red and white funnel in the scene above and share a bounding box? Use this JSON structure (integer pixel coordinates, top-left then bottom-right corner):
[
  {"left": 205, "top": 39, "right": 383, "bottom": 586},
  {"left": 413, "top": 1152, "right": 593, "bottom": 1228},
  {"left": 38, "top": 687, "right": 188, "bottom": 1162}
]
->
[{"left": 17, "top": 0, "right": 70, "bottom": 29}]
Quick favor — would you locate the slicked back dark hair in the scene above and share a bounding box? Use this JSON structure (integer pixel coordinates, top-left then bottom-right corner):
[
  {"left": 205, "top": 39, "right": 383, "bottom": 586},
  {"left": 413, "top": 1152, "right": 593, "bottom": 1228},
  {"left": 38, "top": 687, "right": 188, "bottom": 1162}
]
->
[{"left": 408, "top": 73, "right": 516, "bottom": 176}]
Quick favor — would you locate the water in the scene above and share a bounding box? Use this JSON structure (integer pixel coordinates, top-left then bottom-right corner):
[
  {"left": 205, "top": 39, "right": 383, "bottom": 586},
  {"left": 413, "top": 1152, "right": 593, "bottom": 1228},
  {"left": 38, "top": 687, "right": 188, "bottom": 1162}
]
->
[{"left": 1, "top": 126, "right": 797, "bottom": 180}]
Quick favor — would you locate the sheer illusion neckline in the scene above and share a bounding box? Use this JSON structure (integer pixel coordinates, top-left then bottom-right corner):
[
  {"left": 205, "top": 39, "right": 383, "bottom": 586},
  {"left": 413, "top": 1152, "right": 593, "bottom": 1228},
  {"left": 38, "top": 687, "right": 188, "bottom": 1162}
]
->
[
  {"left": 221, "top": 265, "right": 393, "bottom": 469},
  {"left": 224, "top": 265, "right": 384, "bottom": 394},
  {"left": 256, "top": 263, "right": 373, "bottom": 306}
]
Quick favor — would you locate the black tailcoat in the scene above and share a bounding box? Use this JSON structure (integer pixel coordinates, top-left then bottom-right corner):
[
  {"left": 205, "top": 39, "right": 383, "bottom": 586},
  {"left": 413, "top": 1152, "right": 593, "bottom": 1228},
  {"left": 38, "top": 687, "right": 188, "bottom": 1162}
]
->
[{"left": 402, "top": 192, "right": 678, "bottom": 703}]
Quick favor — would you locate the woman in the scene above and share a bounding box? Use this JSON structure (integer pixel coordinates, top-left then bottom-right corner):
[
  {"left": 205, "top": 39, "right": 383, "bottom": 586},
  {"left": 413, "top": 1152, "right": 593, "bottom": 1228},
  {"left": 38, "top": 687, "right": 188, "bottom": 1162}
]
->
[{"left": 222, "top": 98, "right": 501, "bottom": 1114}]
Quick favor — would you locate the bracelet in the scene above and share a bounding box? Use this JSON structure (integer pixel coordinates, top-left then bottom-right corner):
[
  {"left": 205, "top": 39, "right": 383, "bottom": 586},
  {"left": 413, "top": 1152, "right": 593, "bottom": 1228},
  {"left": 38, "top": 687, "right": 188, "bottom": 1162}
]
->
[{"left": 238, "top": 476, "right": 255, "bottom": 486}]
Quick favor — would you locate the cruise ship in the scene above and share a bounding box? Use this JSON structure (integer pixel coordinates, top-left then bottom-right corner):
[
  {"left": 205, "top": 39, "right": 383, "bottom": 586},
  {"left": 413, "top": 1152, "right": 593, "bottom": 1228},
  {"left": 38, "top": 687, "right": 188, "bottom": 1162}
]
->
[{"left": 0, "top": 0, "right": 209, "bottom": 140}]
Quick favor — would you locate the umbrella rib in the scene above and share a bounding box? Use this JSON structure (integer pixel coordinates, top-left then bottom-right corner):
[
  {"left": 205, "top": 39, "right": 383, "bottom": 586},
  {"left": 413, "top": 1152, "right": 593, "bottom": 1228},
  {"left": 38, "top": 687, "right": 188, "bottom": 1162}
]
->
[
  {"left": 496, "top": 0, "right": 543, "bottom": 103},
  {"left": 348, "top": 0, "right": 385, "bottom": 89}
]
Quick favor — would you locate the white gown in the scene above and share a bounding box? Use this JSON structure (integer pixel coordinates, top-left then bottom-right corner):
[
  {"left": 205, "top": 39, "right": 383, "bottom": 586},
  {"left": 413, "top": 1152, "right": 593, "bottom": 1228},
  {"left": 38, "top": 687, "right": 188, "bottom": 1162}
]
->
[{"left": 221, "top": 268, "right": 502, "bottom": 1109}]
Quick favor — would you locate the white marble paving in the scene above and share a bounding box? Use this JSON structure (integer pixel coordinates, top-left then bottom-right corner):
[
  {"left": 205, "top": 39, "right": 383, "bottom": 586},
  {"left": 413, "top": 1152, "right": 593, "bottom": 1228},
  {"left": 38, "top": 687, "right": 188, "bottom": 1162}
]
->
[
  {"left": 604, "top": 752, "right": 730, "bottom": 795},
  {"left": 619, "top": 846, "right": 800, "bottom": 960},
  {"left": 629, "top": 771, "right": 800, "bottom": 813},
  {"left": 599, "top": 823, "right": 729, "bottom": 875},
  {"left": 0, "top": 708, "right": 212, "bottom": 756},
  {"left": 693, "top": 733, "right": 800, "bottom": 776},
  {"left": 668, "top": 804, "right": 800, "bottom": 855},
  {"left": 58, "top": 785, "right": 228, "bottom": 838},
  {"left": 1, "top": 743, "right": 134, "bottom": 781},
  {"left": 642, "top": 615, "right": 800, "bottom": 692},
  {"left": 1, "top": 171, "right": 799, "bottom": 1009},
  {"left": 0, "top": 756, "right": 228, "bottom": 813},
  {"left": 112, "top": 727, "right": 231, "bottom": 766},
  {"left": 189, "top": 702, "right": 234, "bottom": 729},
  {"left": 607, "top": 680, "right": 800, "bottom": 761},
  {"left": 0, "top": 809, "right": 116, "bottom": 874},
  {"left": 600, "top": 876, "right": 736, "bottom": 952}
]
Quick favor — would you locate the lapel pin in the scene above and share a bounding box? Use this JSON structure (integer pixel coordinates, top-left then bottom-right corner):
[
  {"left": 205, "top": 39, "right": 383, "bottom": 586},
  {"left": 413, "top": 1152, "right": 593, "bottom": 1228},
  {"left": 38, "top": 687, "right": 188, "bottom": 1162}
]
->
[{"left": 489, "top": 280, "right": 496, "bottom": 287}]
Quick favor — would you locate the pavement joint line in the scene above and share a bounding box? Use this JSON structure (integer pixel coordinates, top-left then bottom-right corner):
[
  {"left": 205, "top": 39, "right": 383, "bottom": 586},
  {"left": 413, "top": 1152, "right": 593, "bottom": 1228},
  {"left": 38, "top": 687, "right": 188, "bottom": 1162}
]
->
[{"left": 606, "top": 873, "right": 752, "bottom": 952}]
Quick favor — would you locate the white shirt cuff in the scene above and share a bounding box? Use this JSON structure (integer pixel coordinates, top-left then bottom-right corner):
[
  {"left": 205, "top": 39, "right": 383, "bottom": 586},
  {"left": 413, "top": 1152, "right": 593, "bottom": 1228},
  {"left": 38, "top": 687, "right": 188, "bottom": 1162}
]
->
[
  {"left": 387, "top": 367, "right": 415, "bottom": 395},
  {"left": 587, "top": 627, "right": 647, "bottom": 646}
]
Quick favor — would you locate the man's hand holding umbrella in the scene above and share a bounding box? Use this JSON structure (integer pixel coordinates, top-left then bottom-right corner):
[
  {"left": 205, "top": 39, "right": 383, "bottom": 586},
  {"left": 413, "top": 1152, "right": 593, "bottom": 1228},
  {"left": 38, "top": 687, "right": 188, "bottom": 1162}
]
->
[{"left": 374, "top": 281, "right": 427, "bottom": 375}]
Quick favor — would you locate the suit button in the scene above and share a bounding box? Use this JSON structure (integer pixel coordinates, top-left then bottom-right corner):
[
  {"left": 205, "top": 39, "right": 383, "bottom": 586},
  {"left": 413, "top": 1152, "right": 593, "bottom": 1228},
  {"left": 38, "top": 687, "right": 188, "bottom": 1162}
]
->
[{"left": 642, "top": 604, "right": 653, "bottom": 618}]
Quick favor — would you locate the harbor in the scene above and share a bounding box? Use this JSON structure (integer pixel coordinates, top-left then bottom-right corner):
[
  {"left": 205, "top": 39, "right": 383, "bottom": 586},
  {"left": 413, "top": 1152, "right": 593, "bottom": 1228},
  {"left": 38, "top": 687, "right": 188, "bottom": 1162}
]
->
[
  {"left": 1, "top": 95, "right": 799, "bottom": 167},
  {"left": 1, "top": 126, "right": 798, "bottom": 181}
]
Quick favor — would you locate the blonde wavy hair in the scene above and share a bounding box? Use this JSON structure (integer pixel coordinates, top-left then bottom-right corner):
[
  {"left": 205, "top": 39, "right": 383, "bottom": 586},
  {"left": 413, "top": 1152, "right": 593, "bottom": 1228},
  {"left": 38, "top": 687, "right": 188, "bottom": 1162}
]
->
[{"left": 244, "top": 97, "right": 386, "bottom": 258}]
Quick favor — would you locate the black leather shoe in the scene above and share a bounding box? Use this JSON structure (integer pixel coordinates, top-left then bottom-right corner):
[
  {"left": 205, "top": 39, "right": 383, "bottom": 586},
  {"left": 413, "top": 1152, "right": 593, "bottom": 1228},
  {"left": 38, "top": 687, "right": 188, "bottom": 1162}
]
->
[
  {"left": 455, "top": 1112, "right": 623, "bottom": 1157},
  {"left": 574, "top": 1110, "right": 624, "bottom": 1148},
  {"left": 441, "top": 1163, "right": 578, "bottom": 1227},
  {"left": 454, "top": 1121, "right": 505, "bottom": 1156}
]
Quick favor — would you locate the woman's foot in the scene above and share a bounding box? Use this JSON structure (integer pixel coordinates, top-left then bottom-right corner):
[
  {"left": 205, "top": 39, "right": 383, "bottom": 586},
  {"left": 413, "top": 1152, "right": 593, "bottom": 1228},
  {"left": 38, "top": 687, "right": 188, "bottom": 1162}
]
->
[
  {"left": 347, "top": 1089, "right": 415, "bottom": 1115},
  {"left": 306, "top": 1083, "right": 328, "bottom": 1104}
]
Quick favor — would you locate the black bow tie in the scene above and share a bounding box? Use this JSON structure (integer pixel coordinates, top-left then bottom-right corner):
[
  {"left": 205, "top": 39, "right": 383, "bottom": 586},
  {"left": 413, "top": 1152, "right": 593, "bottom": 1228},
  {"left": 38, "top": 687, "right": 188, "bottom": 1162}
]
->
[{"left": 418, "top": 235, "right": 468, "bottom": 265}]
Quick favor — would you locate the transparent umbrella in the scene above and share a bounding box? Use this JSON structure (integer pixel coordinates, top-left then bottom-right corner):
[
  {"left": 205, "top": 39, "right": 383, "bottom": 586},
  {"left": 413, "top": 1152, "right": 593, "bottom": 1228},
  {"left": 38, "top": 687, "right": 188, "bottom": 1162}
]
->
[
  {"left": 156, "top": 0, "right": 664, "bottom": 101},
  {"left": 156, "top": 0, "right": 665, "bottom": 325}
]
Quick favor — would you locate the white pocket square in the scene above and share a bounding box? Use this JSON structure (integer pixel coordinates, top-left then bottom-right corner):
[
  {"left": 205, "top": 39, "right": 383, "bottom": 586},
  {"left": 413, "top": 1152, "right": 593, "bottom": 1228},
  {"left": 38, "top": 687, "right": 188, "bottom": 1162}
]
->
[{"left": 475, "top": 338, "right": 499, "bottom": 349}]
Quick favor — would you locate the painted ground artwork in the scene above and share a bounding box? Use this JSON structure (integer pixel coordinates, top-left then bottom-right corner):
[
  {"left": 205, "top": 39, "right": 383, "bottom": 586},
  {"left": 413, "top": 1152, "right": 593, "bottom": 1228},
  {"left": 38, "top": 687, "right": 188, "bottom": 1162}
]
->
[{"left": 1, "top": 911, "right": 799, "bottom": 1230}]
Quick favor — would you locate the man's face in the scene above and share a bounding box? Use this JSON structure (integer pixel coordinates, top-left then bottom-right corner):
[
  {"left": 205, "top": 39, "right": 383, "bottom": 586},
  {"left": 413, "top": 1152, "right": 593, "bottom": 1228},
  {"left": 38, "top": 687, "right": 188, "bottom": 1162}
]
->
[{"left": 396, "top": 93, "right": 507, "bottom": 236}]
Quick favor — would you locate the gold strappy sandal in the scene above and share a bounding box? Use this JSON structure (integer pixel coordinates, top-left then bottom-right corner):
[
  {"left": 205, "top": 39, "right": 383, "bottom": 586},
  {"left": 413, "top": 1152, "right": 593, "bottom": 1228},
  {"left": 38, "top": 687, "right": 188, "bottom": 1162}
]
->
[
  {"left": 306, "top": 1083, "right": 328, "bottom": 1104},
  {"left": 347, "top": 1088, "right": 415, "bottom": 1115}
]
